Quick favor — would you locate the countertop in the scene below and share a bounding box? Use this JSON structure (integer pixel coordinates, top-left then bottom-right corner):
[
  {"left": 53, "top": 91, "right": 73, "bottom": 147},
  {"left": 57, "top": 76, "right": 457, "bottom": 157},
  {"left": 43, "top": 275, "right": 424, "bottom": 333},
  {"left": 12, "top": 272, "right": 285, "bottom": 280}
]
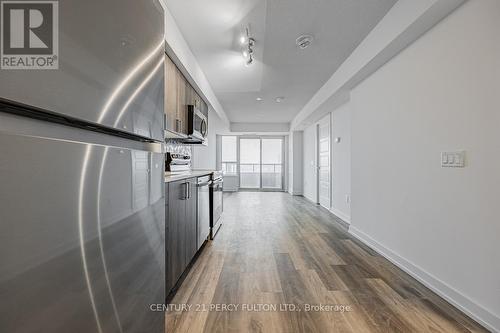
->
[{"left": 165, "top": 170, "right": 216, "bottom": 183}]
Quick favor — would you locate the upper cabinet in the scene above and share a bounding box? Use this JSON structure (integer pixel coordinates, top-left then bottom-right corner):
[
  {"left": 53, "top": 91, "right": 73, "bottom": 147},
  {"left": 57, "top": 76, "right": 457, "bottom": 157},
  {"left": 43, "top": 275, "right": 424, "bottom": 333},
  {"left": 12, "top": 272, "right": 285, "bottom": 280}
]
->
[
  {"left": 165, "top": 55, "right": 178, "bottom": 133},
  {"left": 164, "top": 55, "right": 208, "bottom": 137},
  {"left": 176, "top": 67, "right": 187, "bottom": 134}
]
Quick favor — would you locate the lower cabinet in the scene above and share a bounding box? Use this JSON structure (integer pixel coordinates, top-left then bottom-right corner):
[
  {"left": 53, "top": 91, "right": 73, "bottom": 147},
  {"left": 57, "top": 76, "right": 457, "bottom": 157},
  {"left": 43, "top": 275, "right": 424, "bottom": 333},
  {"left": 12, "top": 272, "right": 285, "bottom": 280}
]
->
[{"left": 166, "top": 178, "right": 198, "bottom": 294}]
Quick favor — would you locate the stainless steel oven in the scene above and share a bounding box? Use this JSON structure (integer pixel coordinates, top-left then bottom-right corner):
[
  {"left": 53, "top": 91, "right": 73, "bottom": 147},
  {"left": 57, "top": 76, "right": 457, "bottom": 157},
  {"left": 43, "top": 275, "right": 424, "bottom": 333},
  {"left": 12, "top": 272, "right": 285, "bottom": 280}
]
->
[{"left": 209, "top": 172, "right": 223, "bottom": 239}]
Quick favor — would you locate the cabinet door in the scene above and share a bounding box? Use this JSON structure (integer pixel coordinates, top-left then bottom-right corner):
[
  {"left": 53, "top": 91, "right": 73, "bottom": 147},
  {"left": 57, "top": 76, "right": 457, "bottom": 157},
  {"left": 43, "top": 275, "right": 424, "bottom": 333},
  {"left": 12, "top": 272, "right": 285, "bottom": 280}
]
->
[
  {"left": 166, "top": 180, "right": 187, "bottom": 292},
  {"left": 201, "top": 99, "right": 208, "bottom": 118},
  {"left": 185, "top": 178, "right": 198, "bottom": 264},
  {"left": 176, "top": 69, "right": 187, "bottom": 134},
  {"left": 194, "top": 90, "right": 200, "bottom": 109},
  {"left": 185, "top": 84, "right": 193, "bottom": 108},
  {"left": 165, "top": 56, "right": 178, "bottom": 132}
]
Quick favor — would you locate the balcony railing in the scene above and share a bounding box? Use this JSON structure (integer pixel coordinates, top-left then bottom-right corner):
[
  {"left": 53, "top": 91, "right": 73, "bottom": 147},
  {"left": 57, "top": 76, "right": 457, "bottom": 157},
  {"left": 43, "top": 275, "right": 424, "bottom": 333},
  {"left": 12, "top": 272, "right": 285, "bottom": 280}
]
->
[
  {"left": 221, "top": 162, "right": 237, "bottom": 175},
  {"left": 221, "top": 163, "right": 283, "bottom": 189},
  {"left": 240, "top": 163, "right": 282, "bottom": 189}
]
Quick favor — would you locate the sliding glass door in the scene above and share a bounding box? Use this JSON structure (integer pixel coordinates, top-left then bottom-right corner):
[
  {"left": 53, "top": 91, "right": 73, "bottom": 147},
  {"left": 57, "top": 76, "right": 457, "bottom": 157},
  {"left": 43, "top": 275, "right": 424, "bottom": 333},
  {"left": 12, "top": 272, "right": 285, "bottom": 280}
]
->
[
  {"left": 239, "top": 137, "right": 283, "bottom": 190},
  {"left": 239, "top": 138, "right": 261, "bottom": 188},
  {"left": 261, "top": 138, "right": 283, "bottom": 189}
]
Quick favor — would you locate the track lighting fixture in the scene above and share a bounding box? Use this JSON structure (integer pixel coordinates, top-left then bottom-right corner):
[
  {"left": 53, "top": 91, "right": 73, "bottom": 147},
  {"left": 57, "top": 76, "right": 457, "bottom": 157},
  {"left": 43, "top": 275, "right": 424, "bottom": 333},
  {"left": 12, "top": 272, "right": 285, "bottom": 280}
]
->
[{"left": 240, "top": 27, "right": 255, "bottom": 66}]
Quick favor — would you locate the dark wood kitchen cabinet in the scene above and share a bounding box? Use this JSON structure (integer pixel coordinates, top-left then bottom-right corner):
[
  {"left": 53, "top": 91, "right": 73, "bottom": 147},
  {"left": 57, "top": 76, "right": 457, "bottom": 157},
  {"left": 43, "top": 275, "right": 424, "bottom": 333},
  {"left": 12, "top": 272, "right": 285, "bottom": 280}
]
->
[
  {"left": 165, "top": 55, "right": 188, "bottom": 134},
  {"left": 165, "top": 54, "right": 209, "bottom": 136},
  {"left": 165, "top": 55, "right": 178, "bottom": 133},
  {"left": 176, "top": 68, "right": 187, "bottom": 134},
  {"left": 166, "top": 180, "right": 184, "bottom": 293},
  {"left": 165, "top": 178, "right": 198, "bottom": 294}
]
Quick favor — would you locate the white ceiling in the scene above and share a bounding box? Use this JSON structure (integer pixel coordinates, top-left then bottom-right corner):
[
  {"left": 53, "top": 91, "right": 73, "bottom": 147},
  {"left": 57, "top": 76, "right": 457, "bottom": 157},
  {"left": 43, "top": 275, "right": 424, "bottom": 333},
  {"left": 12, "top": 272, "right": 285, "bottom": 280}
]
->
[{"left": 166, "top": 0, "right": 397, "bottom": 124}]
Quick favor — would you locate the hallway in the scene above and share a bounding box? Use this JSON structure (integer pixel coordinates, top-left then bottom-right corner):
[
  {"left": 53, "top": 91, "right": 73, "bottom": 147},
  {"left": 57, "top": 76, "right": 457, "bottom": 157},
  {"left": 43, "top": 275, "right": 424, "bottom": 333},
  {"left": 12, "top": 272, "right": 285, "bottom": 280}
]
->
[{"left": 165, "top": 192, "right": 485, "bottom": 333}]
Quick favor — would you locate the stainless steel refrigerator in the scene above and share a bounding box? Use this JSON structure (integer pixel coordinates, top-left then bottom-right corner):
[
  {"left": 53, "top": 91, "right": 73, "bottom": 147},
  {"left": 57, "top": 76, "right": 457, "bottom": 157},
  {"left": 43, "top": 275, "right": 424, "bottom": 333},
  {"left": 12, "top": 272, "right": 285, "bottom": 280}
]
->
[{"left": 0, "top": 0, "right": 166, "bottom": 332}]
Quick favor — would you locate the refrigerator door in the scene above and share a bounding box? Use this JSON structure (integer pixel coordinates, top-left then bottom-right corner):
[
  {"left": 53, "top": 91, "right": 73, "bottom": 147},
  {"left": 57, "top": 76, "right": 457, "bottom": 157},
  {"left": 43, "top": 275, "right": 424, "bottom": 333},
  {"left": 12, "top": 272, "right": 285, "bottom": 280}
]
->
[
  {"left": 0, "top": 114, "right": 166, "bottom": 333},
  {"left": 0, "top": 0, "right": 165, "bottom": 141}
]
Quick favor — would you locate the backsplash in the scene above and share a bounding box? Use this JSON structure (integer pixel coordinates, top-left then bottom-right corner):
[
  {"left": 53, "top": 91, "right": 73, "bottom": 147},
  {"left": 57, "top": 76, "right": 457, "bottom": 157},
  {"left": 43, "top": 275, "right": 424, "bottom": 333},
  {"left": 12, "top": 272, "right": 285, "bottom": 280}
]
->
[{"left": 165, "top": 140, "right": 192, "bottom": 156}]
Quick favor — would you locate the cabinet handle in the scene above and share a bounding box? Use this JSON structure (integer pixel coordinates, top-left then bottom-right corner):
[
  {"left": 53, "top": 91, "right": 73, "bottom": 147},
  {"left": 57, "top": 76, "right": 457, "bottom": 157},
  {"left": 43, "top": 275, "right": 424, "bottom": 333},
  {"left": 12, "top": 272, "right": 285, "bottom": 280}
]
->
[
  {"left": 184, "top": 182, "right": 189, "bottom": 200},
  {"left": 188, "top": 182, "right": 191, "bottom": 199}
]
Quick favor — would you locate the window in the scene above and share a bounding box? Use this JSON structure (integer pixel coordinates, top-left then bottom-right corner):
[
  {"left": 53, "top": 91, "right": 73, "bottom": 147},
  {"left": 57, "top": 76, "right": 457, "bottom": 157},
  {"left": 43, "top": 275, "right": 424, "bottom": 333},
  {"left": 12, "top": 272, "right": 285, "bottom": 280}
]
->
[{"left": 221, "top": 136, "right": 237, "bottom": 175}]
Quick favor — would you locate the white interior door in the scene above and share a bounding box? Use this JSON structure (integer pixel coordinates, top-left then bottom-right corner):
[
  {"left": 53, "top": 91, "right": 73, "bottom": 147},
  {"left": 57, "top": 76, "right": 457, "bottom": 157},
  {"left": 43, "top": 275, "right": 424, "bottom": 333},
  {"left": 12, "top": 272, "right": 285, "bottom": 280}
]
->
[{"left": 318, "top": 116, "right": 331, "bottom": 208}]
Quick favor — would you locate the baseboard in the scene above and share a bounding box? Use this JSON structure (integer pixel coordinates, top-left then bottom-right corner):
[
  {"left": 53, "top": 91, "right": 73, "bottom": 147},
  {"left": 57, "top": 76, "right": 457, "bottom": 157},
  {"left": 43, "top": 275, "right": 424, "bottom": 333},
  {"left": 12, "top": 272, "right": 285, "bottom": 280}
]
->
[
  {"left": 302, "top": 195, "right": 318, "bottom": 205},
  {"left": 329, "top": 207, "right": 351, "bottom": 224},
  {"left": 348, "top": 226, "right": 500, "bottom": 333}
]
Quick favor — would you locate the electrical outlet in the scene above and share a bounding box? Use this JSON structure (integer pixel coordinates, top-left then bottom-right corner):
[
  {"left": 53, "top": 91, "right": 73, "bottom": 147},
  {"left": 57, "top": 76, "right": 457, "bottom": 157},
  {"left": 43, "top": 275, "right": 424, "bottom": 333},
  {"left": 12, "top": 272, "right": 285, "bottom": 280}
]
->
[{"left": 441, "top": 151, "right": 466, "bottom": 168}]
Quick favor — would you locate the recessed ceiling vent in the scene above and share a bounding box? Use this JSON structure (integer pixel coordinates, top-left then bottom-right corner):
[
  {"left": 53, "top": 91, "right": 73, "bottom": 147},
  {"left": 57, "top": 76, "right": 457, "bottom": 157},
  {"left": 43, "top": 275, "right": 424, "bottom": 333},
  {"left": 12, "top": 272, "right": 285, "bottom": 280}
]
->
[{"left": 296, "top": 34, "right": 314, "bottom": 49}]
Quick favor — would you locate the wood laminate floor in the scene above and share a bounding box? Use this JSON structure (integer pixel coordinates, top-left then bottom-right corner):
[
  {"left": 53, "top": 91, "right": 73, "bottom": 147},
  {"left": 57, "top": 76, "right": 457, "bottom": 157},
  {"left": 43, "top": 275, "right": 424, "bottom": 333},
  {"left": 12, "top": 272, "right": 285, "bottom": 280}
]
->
[{"left": 165, "top": 192, "right": 487, "bottom": 333}]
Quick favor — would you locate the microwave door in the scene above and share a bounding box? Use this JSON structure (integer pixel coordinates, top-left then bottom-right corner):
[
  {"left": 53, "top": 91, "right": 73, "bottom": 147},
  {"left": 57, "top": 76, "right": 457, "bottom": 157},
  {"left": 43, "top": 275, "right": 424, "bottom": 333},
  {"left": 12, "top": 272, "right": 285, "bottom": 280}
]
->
[
  {"left": 189, "top": 108, "right": 207, "bottom": 140},
  {"left": 195, "top": 111, "right": 207, "bottom": 139}
]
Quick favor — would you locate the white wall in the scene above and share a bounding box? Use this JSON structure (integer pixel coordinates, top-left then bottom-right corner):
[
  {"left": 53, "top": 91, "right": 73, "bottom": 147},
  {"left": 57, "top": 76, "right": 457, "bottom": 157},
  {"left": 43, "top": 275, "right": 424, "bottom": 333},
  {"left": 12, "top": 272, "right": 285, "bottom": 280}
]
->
[
  {"left": 291, "top": 0, "right": 466, "bottom": 130},
  {"left": 288, "top": 131, "right": 304, "bottom": 195},
  {"left": 350, "top": 0, "right": 500, "bottom": 330},
  {"left": 231, "top": 122, "right": 290, "bottom": 133},
  {"left": 302, "top": 125, "right": 317, "bottom": 202},
  {"left": 284, "top": 135, "right": 289, "bottom": 193},
  {"left": 288, "top": 134, "right": 294, "bottom": 193},
  {"left": 161, "top": 1, "right": 229, "bottom": 126},
  {"left": 191, "top": 110, "right": 229, "bottom": 170},
  {"left": 160, "top": 0, "right": 231, "bottom": 171},
  {"left": 301, "top": 103, "right": 352, "bottom": 222},
  {"left": 331, "top": 103, "right": 351, "bottom": 223}
]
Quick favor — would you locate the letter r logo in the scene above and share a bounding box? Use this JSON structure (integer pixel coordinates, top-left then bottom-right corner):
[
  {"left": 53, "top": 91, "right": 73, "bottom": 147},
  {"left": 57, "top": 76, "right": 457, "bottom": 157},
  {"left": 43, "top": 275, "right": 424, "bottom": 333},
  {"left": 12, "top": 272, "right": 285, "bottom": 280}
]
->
[{"left": 1, "top": 1, "right": 57, "bottom": 55}]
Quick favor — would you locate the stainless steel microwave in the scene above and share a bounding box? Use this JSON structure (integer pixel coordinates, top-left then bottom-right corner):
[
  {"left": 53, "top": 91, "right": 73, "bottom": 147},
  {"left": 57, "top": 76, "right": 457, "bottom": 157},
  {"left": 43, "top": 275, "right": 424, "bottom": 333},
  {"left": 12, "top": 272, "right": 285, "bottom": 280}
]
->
[{"left": 187, "top": 105, "right": 208, "bottom": 142}]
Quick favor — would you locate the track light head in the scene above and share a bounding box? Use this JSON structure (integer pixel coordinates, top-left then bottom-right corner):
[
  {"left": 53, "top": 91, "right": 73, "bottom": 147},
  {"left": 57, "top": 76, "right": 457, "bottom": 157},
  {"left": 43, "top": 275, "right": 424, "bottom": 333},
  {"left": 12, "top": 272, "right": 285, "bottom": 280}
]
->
[
  {"left": 245, "top": 54, "right": 254, "bottom": 67},
  {"left": 241, "top": 26, "right": 255, "bottom": 67}
]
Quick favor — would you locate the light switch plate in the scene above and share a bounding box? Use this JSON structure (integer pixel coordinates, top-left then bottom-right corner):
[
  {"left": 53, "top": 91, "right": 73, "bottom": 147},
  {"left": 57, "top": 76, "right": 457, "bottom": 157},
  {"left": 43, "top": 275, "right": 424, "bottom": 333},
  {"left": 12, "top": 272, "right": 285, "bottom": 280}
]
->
[{"left": 441, "top": 151, "right": 466, "bottom": 168}]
